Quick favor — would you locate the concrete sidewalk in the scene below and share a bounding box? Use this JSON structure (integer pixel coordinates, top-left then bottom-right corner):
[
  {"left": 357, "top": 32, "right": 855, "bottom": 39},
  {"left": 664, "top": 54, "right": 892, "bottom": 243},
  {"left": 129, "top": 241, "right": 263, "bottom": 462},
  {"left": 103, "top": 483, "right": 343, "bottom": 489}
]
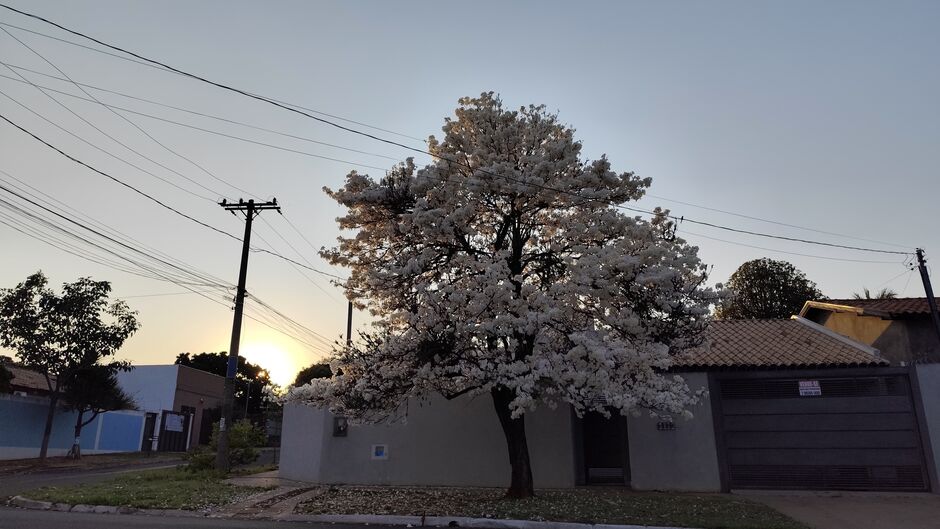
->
[{"left": 742, "top": 491, "right": 940, "bottom": 529}]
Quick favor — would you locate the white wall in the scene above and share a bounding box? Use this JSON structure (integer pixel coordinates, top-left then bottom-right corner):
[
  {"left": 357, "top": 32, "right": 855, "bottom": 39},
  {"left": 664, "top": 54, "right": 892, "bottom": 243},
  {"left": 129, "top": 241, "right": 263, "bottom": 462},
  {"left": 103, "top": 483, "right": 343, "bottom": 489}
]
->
[
  {"left": 627, "top": 372, "right": 722, "bottom": 491},
  {"left": 280, "top": 393, "right": 576, "bottom": 488},
  {"left": 116, "top": 365, "right": 178, "bottom": 413}
]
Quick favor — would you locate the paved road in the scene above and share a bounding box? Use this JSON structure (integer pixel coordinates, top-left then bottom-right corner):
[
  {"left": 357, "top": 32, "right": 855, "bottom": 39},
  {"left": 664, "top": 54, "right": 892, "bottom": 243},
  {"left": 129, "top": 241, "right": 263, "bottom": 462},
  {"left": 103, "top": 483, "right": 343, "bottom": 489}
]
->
[
  {"left": 0, "top": 507, "right": 397, "bottom": 529},
  {"left": 0, "top": 461, "right": 181, "bottom": 498}
]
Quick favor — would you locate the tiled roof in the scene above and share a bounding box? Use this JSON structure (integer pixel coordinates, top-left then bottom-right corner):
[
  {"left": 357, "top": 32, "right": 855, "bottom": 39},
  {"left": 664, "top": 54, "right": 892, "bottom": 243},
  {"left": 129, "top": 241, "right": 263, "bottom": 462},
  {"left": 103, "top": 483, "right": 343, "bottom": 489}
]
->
[
  {"left": 810, "top": 298, "right": 940, "bottom": 317},
  {"left": 5, "top": 364, "right": 52, "bottom": 391},
  {"left": 675, "top": 318, "right": 886, "bottom": 369}
]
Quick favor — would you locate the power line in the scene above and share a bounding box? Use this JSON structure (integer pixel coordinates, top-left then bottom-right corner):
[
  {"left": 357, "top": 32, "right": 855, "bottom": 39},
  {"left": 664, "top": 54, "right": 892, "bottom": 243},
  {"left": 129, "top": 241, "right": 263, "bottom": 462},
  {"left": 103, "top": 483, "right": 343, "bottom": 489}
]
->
[
  {"left": 0, "top": 27, "right": 255, "bottom": 201},
  {"left": 0, "top": 18, "right": 426, "bottom": 144},
  {"left": 0, "top": 168, "right": 233, "bottom": 287},
  {"left": 0, "top": 4, "right": 909, "bottom": 257},
  {"left": 1, "top": 113, "right": 350, "bottom": 279},
  {"left": 0, "top": 85, "right": 217, "bottom": 201},
  {"left": 678, "top": 227, "right": 906, "bottom": 264},
  {"left": 3, "top": 66, "right": 911, "bottom": 258},
  {"left": 643, "top": 192, "right": 910, "bottom": 250},
  {"left": 0, "top": 74, "right": 389, "bottom": 170},
  {"left": 0, "top": 182, "right": 331, "bottom": 355},
  {"left": 0, "top": 183, "right": 236, "bottom": 287},
  {"left": 1, "top": 111, "right": 239, "bottom": 237},
  {"left": 0, "top": 63, "right": 402, "bottom": 162}
]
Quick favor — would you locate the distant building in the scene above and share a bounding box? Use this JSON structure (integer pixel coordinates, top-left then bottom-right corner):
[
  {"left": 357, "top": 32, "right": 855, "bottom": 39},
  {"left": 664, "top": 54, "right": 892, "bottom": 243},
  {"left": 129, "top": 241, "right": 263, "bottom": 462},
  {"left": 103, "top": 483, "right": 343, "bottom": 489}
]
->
[
  {"left": 117, "top": 364, "right": 224, "bottom": 451},
  {"left": 800, "top": 298, "right": 940, "bottom": 364}
]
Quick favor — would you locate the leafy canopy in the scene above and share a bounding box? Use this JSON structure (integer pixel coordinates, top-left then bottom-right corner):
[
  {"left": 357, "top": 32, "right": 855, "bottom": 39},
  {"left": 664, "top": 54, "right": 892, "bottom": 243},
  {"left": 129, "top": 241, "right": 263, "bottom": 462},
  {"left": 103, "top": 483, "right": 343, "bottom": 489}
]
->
[
  {"left": 716, "top": 258, "right": 823, "bottom": 320},
  {"left": 175, "top": 352, "right": 272, "bottom": 414},
  {"left": 63, "top": 363, "right": 136, "bottom": 417},
  {"left": 0, "top": 272, "right": 139, "bottom": 389},
  {"left": 289, "top": 93, "right": 718, "bottom": 420},
  {"left": 293, "top": 363, "right": 332, "bottom": 387}
]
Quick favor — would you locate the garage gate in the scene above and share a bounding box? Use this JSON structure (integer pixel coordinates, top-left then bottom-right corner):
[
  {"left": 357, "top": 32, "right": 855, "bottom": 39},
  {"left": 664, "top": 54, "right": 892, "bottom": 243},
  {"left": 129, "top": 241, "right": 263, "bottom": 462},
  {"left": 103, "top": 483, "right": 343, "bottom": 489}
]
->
[{"left": 716, "top": 370, "right": 930, "bottom": 491}]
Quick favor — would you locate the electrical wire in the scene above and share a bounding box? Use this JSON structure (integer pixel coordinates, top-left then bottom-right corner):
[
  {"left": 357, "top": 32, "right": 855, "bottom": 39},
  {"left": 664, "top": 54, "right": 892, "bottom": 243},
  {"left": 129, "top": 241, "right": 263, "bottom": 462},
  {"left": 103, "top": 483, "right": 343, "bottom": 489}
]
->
[
  {"left": 0, "top": 18, "right": 426, "bottom": 144},
  {"left": 0, "top": 184, "right": 331, "bottom": 355},
  {"left": 0, "top": 63, "right": 402, "bottom": 162},
  {"left": 0, "top": 4, "right": 909, "bottom": 257},
  {"left": 0, "top": 28, "right": 255, "bottom": 202}
]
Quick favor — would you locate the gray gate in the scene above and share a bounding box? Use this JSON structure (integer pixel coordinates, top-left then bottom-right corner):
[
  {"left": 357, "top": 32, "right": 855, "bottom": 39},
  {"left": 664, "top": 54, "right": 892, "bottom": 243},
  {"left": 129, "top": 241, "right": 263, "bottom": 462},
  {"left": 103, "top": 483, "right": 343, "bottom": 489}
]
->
[{"left": 715, "top": 369, "right": 930, "bottom": 491}]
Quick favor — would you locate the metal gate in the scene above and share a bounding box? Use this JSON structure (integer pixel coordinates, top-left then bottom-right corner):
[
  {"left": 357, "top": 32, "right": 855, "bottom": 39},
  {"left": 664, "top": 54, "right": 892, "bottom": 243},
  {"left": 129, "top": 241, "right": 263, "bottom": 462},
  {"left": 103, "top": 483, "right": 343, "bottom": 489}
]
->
[
  {"left": 715, "top": 370, "right": 930, "bottom": 491},
  {"left": 156, "top": 410, "right": 191, "bottom": 452}
]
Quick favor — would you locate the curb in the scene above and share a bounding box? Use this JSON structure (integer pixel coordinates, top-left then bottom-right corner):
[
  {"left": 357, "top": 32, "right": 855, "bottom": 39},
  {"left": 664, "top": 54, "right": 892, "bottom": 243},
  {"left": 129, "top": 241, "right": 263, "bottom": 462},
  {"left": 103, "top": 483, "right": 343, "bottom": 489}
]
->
[
  {"left": 278, "top": 513, "right": 695, "bottom": 529},
  {"left": 9, "top": 496, "right": 208, "bottom": 517},
  {"left": 10, "top": 495, "right": 698, "bottom": 529}
]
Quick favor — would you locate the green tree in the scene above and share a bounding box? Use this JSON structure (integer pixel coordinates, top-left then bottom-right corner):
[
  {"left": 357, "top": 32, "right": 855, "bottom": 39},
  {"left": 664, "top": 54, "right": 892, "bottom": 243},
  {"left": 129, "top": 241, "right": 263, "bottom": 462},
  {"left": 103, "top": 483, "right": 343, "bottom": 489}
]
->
[
  {"left": 717, "top": 258, "right": 824, "bottom": 319},
  {"left": 175, "top": 352, "right": 271, "bottom": 417},
  {"left": 853, "top": 287, "right": 899, "bottom": 300},
  {"left": 0, "top": 272, "right": 139, "bottom": 461},
  {"left": 292, "top": 363, "right": 332, "bottom": 387},
  {"left": 63, "top": 363, "right": 136, "bottom": 458}
]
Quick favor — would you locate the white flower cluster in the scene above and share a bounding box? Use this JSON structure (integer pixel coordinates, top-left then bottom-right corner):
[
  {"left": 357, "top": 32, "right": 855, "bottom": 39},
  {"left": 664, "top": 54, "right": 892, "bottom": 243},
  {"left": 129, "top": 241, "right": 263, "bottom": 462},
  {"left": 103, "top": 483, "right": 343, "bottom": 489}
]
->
[{"left": 287, "top": 93, "right": 720, "bottom": 423}]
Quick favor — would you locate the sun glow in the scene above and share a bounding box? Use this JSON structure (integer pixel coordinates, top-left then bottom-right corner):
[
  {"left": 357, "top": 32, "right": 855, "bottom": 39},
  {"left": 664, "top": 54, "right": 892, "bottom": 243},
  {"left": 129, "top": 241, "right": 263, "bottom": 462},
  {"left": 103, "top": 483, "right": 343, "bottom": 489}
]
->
[{"left": 239, "top": 340, "right": 303, "bottom": 387}]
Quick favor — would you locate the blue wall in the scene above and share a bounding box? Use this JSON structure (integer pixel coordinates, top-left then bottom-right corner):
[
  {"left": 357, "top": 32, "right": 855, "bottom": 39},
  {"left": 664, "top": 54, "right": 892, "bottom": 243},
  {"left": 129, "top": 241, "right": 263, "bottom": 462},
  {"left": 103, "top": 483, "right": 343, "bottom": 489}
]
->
[
  {"left": 0, "top": 395, "right": 143, "bottom": 456},
  {"left": 98, "top": 413, "right": 143, "bottom": 451}
]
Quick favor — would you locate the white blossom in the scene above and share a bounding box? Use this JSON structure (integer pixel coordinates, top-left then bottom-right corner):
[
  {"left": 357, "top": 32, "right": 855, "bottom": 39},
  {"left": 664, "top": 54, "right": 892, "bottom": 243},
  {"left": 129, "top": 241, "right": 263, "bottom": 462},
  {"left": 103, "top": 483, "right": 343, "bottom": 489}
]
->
[{"left": 287, "top": 93, "right": 720, "bottom": 426}]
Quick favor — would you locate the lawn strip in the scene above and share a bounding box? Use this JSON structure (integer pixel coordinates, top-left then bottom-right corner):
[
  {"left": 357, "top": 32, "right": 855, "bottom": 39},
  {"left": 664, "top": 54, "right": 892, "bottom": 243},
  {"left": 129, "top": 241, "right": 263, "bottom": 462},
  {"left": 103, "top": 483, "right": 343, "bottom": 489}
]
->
[
  {"left": 22, "top": 467, "right": 267, "bottom": 511},
  {"left": 296, "top": 486, "right": 810, "bottom": 529}
]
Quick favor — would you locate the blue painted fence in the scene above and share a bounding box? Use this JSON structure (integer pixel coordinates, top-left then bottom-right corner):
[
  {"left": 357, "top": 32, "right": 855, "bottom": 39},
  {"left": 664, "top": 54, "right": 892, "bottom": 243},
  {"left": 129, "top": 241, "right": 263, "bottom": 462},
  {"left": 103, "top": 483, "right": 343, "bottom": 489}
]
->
[{"left": 0, "top": 394, "right": 145, "bottom": 460}]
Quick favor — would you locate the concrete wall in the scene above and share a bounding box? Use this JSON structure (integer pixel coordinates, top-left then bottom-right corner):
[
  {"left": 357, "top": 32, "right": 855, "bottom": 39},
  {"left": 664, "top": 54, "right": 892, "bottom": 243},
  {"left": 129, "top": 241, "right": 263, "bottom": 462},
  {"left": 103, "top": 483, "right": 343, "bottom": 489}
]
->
[
  {"left": 0, "top": 394, "right": 146, "bottom": 460},
  {"left": 627, "top": 372, "right": 722, "bottom": 491},
  {"left": 281, "top": 393, "right": 576, "bottom": 488},
  {"left": 813, "top": 312, "right": 940, "bottom": 364},
  {"left": 914, "top": 363, "right": 940, "bottom": 491}
]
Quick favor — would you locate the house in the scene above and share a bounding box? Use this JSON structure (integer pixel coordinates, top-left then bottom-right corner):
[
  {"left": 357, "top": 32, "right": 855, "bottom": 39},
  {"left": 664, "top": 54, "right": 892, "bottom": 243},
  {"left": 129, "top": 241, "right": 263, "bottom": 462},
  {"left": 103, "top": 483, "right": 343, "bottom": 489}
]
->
[
  {"left": 280, "top": 316, "right": 940, "bottom": 492},
  {"left": 800, "top": 298, "right": 940, "bottom": 364},
  {"left": 2, "top": 359, "right": 55, "bottom": 397},
  {"left": 116, "top": 364, "right": 224, "bottom": 451},
  {"left": 0, "top": 360, "right": 148, "bottom": 460}
]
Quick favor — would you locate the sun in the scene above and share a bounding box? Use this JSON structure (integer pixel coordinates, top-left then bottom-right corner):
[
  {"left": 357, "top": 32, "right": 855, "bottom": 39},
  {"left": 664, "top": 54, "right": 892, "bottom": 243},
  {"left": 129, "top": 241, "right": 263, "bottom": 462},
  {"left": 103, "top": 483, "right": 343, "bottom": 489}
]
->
[{"left": 238, "top": 340, "right": 300, "bottom": 387}]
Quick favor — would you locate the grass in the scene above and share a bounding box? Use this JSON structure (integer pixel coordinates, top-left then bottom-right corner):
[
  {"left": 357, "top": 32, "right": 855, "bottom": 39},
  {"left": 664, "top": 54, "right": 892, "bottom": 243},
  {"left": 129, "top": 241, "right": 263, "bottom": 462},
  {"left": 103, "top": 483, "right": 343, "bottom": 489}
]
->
[
  {"left": 23, "top": 468, "right": 266, "bottom": 510},
  {"left": 296, "top": 486, "right": 810, "bottom": 529},
  {"left": 0, "top": 452, "right": 183, "bottom": 475}
]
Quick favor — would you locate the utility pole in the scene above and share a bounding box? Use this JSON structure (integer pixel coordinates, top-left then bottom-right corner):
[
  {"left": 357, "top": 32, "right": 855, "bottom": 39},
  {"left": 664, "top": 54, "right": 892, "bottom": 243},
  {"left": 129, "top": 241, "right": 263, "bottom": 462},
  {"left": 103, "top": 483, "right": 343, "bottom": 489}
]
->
[
  {"left": 216, "top": 198, "right": 280, "bottom": 472},
  {"left": 346, "top": 300, "right": 353, "bottom": 349},
  {"left": 916, "top": 248, "right": 940, "bottom": 349}
]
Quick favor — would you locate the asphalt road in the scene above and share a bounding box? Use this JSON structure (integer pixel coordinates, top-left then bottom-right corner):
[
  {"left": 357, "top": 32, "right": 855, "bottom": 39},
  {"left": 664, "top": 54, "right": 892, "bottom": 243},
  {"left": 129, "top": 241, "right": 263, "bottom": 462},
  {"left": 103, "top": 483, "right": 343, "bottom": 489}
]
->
[{"left": 0, "top": 507, "right": 398, "bottom": 529}]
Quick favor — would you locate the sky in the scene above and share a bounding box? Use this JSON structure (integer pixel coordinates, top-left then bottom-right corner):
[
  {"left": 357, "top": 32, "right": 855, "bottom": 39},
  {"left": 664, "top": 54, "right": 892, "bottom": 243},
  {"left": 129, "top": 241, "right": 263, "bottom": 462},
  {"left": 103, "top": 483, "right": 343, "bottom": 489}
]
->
[{"left": 0, "top": 0, "right": 937, "bottom": 386}]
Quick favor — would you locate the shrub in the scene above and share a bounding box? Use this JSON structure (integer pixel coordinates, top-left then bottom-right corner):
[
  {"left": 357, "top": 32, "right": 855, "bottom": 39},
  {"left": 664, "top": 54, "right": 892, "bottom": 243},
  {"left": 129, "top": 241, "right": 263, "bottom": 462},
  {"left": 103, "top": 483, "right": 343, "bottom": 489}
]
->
[{"left": 184, "top": 418, "right": 265, "bottom": 471}]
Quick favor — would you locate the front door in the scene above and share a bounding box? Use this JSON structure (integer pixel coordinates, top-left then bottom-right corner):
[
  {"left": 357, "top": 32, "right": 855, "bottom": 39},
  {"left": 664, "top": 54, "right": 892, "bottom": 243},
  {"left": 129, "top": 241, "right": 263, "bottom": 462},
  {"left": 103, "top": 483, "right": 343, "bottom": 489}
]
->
[{"left": 582, "top": 411, "right": 630, "bottom": 485}]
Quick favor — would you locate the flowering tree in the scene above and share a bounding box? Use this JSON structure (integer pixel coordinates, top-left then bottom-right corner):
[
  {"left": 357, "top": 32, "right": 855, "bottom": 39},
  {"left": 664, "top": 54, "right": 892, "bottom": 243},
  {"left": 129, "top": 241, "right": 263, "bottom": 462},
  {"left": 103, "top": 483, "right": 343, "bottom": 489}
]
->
[{"left": 289, "top": 93, "right": 717, "bottom": 497}]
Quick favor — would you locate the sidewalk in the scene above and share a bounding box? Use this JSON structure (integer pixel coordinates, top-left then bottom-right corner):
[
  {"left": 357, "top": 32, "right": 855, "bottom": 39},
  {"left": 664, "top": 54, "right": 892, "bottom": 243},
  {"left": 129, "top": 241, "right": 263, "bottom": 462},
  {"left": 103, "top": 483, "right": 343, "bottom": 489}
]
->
[{"left": 741, "top": 490, "right": 940, "bottom": 529}]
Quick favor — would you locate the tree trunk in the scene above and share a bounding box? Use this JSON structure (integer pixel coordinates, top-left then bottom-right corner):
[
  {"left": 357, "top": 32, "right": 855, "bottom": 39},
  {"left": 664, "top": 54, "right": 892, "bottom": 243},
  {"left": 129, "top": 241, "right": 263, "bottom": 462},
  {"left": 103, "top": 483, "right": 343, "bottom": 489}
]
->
[
  {"left": 39, "top": 392, "right": 58, "bottom": 462},
  {"left": 68, "top": 410, "right": 84, "bottom": 459},
  {"left": 492, "top": 387, "right": 534, "bottom": 498}
]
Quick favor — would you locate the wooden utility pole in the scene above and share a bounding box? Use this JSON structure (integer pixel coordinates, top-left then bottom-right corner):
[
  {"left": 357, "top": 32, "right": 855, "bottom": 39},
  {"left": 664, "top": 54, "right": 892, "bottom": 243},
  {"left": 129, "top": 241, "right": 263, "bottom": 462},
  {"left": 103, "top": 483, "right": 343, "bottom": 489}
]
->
[
  {"left": 916, "top": 248, "right": 940, "bottom": 348},
  {"left": 216, "top": 198, "right": 280, "bottom": 472}
]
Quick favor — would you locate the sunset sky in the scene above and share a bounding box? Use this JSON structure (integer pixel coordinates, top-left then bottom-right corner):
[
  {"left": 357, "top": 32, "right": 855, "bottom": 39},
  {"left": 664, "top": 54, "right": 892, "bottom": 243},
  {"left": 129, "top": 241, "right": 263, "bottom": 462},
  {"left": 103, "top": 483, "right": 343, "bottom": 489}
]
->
[{"left": 1, "top": 0, "right": 937, "bottom": 386}]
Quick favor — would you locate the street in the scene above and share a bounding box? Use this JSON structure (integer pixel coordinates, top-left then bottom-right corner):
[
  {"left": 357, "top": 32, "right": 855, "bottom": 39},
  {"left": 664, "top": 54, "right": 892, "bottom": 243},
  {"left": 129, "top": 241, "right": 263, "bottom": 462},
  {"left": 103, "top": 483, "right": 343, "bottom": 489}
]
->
[{"left": 0, "top": 507, "right": 399, "bottom": 529}]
